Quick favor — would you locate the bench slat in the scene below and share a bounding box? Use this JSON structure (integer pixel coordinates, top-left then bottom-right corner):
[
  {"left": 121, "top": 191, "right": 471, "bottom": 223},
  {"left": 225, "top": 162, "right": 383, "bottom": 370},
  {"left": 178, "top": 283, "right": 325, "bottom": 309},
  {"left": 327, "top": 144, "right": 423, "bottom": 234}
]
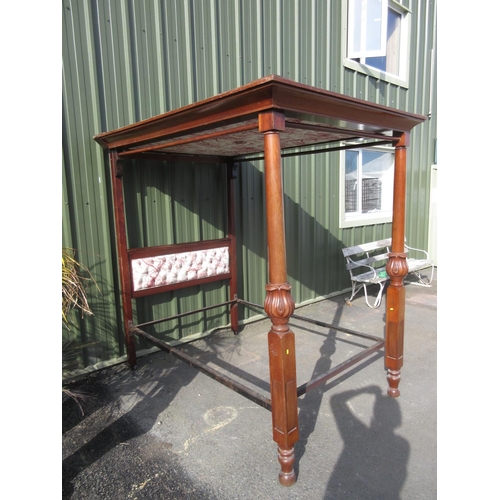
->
[
  {"left": 352, "top": 270, "right": 388, "bottom": 283},
  {"left": 345, "top": 252, "right": 389, "bottom": 271},
  {"left": 342, "top": 238, "right": 392, "bottom": 257},
  {"left": 407, "top": 258, "right": 432, "bottom": 272}
]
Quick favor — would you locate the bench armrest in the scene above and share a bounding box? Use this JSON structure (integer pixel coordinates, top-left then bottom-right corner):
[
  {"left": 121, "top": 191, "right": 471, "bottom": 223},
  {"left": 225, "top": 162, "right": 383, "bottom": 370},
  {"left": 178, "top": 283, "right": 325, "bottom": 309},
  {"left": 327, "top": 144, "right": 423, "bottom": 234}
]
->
[
  {"left": 404, "top": 243, "right": 429, "bottom": 260},
  {"left": 347, "top": 261, "right": 378, "bottom": 281}
]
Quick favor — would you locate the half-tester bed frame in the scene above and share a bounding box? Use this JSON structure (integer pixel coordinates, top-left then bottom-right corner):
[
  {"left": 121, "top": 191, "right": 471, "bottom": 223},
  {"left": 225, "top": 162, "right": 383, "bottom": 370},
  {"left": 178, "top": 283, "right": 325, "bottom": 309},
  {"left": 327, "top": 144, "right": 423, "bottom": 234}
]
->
[{"left": 94, "top": 75, "right": 426, "bottom": 486}]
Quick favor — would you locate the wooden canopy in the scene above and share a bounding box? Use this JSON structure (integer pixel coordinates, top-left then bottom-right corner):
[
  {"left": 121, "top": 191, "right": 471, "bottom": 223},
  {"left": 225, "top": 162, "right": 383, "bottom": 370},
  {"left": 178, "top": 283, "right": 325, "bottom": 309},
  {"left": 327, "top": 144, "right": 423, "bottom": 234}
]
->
[
  {"left": 95, "top": 75, "right": 426, "bottom": 486},
  {"left": 95, "top": 74, "right": 424, "bottom": 158}
]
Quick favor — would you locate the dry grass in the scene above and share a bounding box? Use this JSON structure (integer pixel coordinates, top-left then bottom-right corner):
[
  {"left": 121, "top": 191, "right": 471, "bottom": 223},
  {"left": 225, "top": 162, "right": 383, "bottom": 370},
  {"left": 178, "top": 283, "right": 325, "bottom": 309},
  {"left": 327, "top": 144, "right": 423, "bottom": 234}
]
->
[
  {"left": 62, "top": 248, "right": 98, "bottom": 326},
  {"left": 62, "top": 248, "right": 101, "bottom": 413}
]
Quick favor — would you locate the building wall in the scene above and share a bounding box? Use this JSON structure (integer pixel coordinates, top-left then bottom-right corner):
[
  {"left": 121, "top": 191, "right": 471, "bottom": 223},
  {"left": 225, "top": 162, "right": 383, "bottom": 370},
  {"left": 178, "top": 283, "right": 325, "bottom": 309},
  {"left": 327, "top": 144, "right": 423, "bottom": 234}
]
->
[{"left": 62, "top": 0, "right": 437, "bottom": 373}]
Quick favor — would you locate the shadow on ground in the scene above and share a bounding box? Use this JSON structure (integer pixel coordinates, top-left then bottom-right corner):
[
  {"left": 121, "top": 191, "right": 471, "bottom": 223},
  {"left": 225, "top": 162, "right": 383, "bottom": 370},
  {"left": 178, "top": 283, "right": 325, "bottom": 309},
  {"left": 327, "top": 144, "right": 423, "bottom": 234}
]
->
[{"left": 62, "top": 359, "right": 218, "bottom": 499}]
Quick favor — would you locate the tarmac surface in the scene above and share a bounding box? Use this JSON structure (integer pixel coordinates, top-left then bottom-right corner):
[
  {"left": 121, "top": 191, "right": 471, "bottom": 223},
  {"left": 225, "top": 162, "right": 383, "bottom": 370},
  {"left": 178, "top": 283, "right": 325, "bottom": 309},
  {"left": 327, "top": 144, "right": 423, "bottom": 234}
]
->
[{"left": 62, "top": 270, "right": 437, "bottom": 499}]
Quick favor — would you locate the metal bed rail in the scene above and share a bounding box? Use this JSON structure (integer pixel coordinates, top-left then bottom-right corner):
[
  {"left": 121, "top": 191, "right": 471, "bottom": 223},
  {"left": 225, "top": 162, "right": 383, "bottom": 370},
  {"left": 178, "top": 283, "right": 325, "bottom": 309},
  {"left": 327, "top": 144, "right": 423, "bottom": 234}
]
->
[{"left": 130, "top": 297, "right": 385, "bottom": 409}]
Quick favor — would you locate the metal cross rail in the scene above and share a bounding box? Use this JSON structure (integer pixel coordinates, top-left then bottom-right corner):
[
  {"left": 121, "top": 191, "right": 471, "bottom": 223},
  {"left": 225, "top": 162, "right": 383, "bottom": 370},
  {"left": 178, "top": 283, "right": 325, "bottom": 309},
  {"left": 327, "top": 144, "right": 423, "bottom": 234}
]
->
[{"left": 130, "top": 298, "right": 384, "bottom": 411}]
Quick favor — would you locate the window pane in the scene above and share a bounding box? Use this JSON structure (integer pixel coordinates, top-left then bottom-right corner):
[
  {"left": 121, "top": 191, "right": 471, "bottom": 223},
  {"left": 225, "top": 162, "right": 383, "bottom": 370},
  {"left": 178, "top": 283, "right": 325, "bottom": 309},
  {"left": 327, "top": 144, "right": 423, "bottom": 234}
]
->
[
  {"left": 362, "top": 178, "right": 382, "bottom": 213},
  {"left": 350, "top": 0, "right": 363, "bottom": 54},
  {"left": 361, "top": 151, "right": 393, "bottom": 212},
  {"left": 365, "top": 7, "right": 401, "bottom": 74},
  {"left": 345, "top": 151, "right": 359, "bottom": 213},
  {"left": 386, "top": 7, "right": 401, "bottom": 74},
  {"left": 364, "top": 55, "right": 386, "bottom": 71},
  {"left": 366, "top": 0, "right": 385, "bottom": 53},
  {"left": 362, "top": 150, "right": 392, "bottom": 176},
  {"left": 348, "top": 0, "right": 388, "bottom": 58}
]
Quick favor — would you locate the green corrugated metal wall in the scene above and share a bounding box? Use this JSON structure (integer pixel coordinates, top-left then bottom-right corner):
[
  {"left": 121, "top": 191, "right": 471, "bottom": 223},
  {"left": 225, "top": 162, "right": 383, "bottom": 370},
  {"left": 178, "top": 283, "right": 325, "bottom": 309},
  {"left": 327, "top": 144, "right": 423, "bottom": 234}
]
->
[{"left": 62, "top": 0, "right": 437, "bottom": 374}]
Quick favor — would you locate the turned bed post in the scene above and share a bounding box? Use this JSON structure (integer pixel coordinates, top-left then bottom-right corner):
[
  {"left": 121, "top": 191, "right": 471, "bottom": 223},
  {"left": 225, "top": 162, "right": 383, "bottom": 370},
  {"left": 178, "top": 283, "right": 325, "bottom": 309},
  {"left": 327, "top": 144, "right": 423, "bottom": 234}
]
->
[
  {"left": 227, "top": 160, "right": 239, "bottom": 334},
  {"left": 259, "top": 110, "right": 299, "bottom": 486},
  {"left": 385, "top": 132, "right": 409, "bottom": 397},
  {"left": 110, "top": 150, "right": 137, "bottom": 368}
]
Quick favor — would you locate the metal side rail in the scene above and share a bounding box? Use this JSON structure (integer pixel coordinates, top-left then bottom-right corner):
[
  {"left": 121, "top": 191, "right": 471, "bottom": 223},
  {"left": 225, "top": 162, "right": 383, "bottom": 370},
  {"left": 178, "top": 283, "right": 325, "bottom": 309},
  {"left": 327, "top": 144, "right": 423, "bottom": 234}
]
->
[
  {"left": 296, "top": 340, "right": 385, "bottom": 396},
  {"left": 129, "top": 322, "right": 272, "bottom": 411},
  {"left": 238, "top": 299, "right": 386, "bottom": 398},
  {"left": 129, "top": 299, "right": 385, "bottom": 413},
  {"left": 290, "top": 312, "right": 385, "bottom": 396}
]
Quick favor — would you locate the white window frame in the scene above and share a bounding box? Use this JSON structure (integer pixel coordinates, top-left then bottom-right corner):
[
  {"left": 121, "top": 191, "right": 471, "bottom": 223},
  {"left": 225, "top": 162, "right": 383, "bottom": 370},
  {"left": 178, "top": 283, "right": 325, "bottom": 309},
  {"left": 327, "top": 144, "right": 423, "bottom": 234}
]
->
[
  {"left": 347, "top": 0, "right": 388, "bottom": 59},
  {"left": 343, "top": 0, "right": 411, "bottom": 88},
  {"left": 339, "top": 146, "right": 395, "bottom": 228}
]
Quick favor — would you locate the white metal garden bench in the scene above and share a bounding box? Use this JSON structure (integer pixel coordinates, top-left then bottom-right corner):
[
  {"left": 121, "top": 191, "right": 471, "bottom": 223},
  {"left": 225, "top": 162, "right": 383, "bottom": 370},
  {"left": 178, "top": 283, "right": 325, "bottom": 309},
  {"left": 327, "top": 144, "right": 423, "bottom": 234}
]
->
[{"left": 342, "top": 238, "right": 434, "bottom": 309}]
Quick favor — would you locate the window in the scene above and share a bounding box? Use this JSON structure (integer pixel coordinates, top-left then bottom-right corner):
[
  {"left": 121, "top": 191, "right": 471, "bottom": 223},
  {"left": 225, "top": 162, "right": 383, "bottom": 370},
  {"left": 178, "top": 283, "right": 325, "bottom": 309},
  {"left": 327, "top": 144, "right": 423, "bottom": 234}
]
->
[
  {"left": 346, "top": 0, "right": 409, "bottom": 85},
  {"left": 340, "top": 148, "right": 394, "bottom": 228}
]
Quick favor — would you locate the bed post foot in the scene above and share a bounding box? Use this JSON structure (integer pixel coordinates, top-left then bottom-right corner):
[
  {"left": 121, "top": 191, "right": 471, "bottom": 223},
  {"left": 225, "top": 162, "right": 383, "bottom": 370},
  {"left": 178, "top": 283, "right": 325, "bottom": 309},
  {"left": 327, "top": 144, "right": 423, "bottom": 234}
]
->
[
  {"left": 385, "top": 252, "right": 407, "bottom": 399},
  {"left": 387, "top": 368, "right": 401, "bottom": 398},
  {"left": 126, "top": 321, "right": 137, "bottom": 369},
  {"left": 266, "top": 286, "right": 299, "bottom": 488},
  {"left": 278, "top": 446, "right": 296, "bottom": 486}
]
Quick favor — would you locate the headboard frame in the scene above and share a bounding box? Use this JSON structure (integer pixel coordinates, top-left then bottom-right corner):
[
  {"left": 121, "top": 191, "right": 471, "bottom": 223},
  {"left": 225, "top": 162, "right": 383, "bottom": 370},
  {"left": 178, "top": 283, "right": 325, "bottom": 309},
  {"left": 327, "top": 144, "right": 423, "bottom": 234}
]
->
[{"left": 128, "top": 238, "right": 232, "bottom": 298}]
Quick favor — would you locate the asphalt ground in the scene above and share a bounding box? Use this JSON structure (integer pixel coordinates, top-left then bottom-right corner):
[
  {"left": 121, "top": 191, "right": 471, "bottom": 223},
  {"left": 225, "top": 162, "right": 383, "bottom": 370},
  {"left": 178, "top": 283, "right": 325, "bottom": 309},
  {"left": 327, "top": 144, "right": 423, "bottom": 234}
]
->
[{"left": 63, "top": 270, "right": 437, "bottom": 499}]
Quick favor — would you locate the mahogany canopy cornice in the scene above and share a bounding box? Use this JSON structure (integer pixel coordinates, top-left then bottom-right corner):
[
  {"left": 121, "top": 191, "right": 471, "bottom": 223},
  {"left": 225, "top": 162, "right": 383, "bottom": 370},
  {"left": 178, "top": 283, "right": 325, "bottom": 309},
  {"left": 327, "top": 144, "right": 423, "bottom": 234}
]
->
[{"left": 94, "top": 75, "right": 426, "bottom": 160}]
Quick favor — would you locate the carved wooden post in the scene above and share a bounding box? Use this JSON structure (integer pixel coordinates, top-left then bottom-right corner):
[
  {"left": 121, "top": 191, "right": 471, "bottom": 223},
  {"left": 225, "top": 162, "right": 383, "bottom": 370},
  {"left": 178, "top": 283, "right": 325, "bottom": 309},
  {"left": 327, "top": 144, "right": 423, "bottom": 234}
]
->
[
  {"left": 110, "top": 150, "right": 136, "bottom": 368},
  {"left": 385, "top": 133, "right": 409, "bottom": 397},
  {"left": 259, "top": 111, "right": 299, "bottom": 486}
]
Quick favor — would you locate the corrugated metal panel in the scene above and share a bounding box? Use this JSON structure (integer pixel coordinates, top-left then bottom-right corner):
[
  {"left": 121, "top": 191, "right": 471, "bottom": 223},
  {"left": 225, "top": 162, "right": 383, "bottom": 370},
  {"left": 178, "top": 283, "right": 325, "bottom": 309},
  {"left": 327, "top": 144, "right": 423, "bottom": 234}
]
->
[
  {"left": 405, "top": 0, "right": 437, "bottom": 254},
  {"left": 63, "top": 0, "right": 125, "bottom": 369},
  {"left": 237, "top": 160, "right": 268, "bottom": 315},
  {"left": 63, "top": 0, "right": 437, "bottom": 373}
]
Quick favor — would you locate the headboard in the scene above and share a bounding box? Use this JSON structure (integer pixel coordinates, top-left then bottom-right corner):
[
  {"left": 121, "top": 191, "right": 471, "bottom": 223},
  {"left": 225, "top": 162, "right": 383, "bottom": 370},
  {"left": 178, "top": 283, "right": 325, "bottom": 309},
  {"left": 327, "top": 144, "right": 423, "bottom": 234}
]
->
[{"left": 128, "top": 238, "right": 232, "bottom": 298}]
